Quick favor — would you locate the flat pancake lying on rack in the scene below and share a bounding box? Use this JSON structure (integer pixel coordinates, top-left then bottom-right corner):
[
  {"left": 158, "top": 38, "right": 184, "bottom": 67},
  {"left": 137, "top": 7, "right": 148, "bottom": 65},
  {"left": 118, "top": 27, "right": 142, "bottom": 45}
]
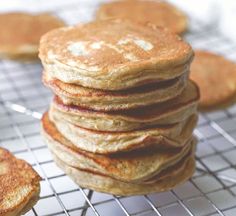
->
[
  {"left": 0, "top": 148, "right": 41, "bottom": 216},
  {"left": 0, "top": 12, "right": 65, "bottom": 60},
  {"left": 51, "top": 80, "right": 199, "bottom": 132},
  {"left": 39, "top": 19, "right": 193, "bottom": 90},
  {"left": 52, "top": 147, "right": 195, "bottom": 196},
  {"left": 45, "top": 111, "right": 197, "bottom": 154},
  {"left": 43, "top": 72, "right": 188, "bottom": 111},
  {"left": 42, "top": 113, "right": 194, "bottom": 183},
  {"left": 96, "top": 0, "right": 188, "bottom": 35},
  {"left": 190, "top": 50, "right": 236, "bottom": 111}
]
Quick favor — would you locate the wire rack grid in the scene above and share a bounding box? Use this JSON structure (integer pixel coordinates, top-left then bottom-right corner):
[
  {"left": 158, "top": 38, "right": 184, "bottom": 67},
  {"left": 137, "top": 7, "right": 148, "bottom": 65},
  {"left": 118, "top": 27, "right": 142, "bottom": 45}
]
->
[{"left": 1, "top": 1, "right": 236, "bottom": 216}]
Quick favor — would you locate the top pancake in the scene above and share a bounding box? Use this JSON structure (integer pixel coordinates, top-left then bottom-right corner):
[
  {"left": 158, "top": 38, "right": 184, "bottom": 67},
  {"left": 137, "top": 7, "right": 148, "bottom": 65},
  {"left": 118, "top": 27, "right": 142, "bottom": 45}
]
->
[
  {"left": 96, "top": 0, "right": 188, "bottom": 35},
  {"left": 0, "top": 147, "right": 41, "bottom": 216},
  {"left": 190, "top": 50, "right": 236, "bottom": 110},
  {"left": 39, "top": 19, "right": 193, "bottom": 90},
  {"left": 0, "top": 12, "right": 65, "bottom": 59}
]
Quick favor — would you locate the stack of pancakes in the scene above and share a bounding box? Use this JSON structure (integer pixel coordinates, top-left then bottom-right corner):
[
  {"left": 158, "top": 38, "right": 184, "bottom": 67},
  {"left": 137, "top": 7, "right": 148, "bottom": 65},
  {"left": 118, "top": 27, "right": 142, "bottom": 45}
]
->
[{"left": 39, "top": 19, "right": 199, "bottom": 196}]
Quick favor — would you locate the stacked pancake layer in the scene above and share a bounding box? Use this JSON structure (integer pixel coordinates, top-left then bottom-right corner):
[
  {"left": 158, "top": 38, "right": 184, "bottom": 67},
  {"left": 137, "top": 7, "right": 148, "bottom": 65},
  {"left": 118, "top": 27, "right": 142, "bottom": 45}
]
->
[{"left": 39, "top": 19, "right": 199, "bottom": 196}]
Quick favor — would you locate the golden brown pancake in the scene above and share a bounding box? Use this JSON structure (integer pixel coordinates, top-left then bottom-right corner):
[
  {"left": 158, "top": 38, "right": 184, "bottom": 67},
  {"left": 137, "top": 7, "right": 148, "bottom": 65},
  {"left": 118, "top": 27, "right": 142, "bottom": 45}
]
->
[
  {"left": 43, "top": 71, "right": 188, "bottom": 111},
  {"left": 0, "top": 147, "right": 41, "bottom": 216},
  {"left": 96, "top": 0, "right": 188, "bottom": 35},
  {"left": 52, "top": 150, "right": 195, "bottom": 196},
  {"left": 190, "top": 50, "right": 236, "bottom": 111},
  {"left": 39, "top": 19, "right": 193, "bottom": 90},
  {"left": 45, "top": 110, "right": 197, "bottom": 154},
  {"left": 42, "top": 113, "right": 194, "bottom": 183},
  {"left": 0, "top": 12, "right": 65, "bottom": 60},
  {"left": 51, "top": 80, "right": 199, "bottom": 132}
]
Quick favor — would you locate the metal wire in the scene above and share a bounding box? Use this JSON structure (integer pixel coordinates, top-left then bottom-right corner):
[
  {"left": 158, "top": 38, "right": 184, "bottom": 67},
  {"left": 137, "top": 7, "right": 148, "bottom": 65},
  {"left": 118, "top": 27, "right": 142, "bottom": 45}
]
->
[{"left": 1, "top": 2, "right": 236, "bottom": 216}]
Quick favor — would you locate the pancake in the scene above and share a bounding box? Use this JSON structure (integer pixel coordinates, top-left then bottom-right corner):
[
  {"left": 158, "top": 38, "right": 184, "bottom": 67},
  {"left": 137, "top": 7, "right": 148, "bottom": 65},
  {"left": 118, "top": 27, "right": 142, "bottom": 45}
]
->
[
  {"left": 43, "top": 71, "right": 188, "bottom": 111},
  {"left": 51, "top": 80, "right": 199, "bottom": 132},
  {"left": 96, "top": 0, "right": 188, "bottom": 35},
  {"left": 0, "top": 12, "right": 65, "bottom": 60},
  {"left": 0, "top": 147, "right": 41, "bottom": 216},
  {"left": 42, "top": 114, "right": 194, "bottom": 183},
  {"left": 52, "top": 151, "right": 195, "bottom": 196},
  {"left": 190, "top": 50, "right": 236, "bottom": 111},
  {"left": 39, "top": 19, "right": 193, "bottom": 90},
  {"left": 45, "top": 110, "right": 197, "bottom": 154}
]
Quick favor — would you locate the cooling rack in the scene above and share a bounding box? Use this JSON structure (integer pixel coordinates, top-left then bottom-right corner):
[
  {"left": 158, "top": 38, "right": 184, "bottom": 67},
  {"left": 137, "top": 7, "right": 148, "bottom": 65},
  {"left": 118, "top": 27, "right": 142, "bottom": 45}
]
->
[{"left": 1, "top": 1, "right": 236, "bottom": 215}]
